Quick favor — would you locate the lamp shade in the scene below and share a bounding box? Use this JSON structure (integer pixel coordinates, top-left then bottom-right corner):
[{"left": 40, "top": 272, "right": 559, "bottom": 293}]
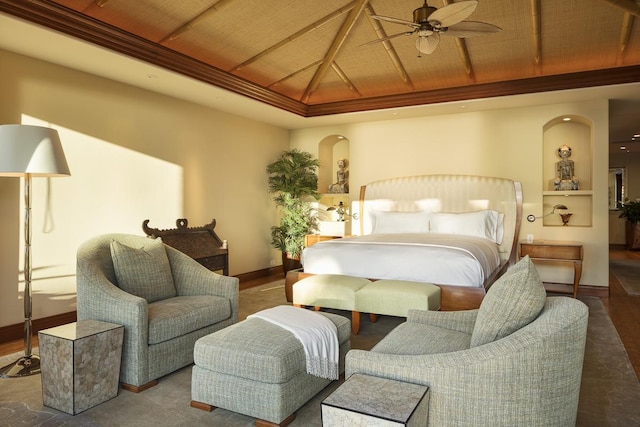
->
[{"left": 0, "top": 125, "right": 70, "bottom": 177}]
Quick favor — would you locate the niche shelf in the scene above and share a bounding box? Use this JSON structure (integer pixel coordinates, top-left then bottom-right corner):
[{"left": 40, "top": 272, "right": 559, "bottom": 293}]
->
[{"left": 542, "top": 116, "right": 593, "bottom": 227}]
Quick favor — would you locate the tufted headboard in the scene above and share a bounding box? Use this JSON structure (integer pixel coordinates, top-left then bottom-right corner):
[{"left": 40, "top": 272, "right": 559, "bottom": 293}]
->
[{"left": 357, "top": 174, "right": 523, "bottom": 265}]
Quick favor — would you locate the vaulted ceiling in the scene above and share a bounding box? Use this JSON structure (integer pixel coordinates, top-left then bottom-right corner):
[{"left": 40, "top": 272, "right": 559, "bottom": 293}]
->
[{"left": 1, "top": 0, "right": 639, "bottom": 120}]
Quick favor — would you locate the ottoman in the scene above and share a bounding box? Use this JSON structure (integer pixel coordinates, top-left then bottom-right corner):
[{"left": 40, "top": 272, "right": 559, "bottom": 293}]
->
[
  {"left": 292, "top": 274, "right": 371, "bottom": 334},
  {"left": 190, "top": 310, "right": 351, "bottom": 426}
]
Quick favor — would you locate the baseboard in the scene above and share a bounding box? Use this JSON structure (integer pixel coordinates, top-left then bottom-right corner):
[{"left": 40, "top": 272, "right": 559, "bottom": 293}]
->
[
  {"left": 236, "top": 266, "right": 282, "bottom": 288},
  {"left": 544, "top": 282, "right": 608, "bottom": 298},
  {"left": 0, "top": 311, "right": 77, "bottom": 344}
]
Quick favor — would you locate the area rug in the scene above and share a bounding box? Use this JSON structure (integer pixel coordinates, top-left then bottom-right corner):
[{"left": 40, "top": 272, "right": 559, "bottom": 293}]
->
[
  {"left": 609, "top": 259, "right": 640, "bottom": 295},
  {"left": 1, "top": 285, "right": 638, "bottom": 426}
]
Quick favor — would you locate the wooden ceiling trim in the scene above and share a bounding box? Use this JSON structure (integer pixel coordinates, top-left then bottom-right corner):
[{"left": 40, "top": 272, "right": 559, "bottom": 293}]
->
[
  {"left": 159, "top": 0, "right": 238, "bottom": 43},
  {"left": 0, "top": 0, "right": 308, "bottom": 116},
  {"left": 230, "top": 2, "right": 356, "bottom": 73},
  {"left": 530, "top": 0, "right": 542, "bottom": 74},
  {"left": 617, "top": 13, "right": 635, "bottom": 64},
  {"left": 365, "top": 4, "right": 413, "bottom": 89},
  {"left": 600, "top": 0, "right": 640, "bottom": 16},
  {"left": 306, "top": 65, "right": 640, "bottom": 116},
  {"left": 301, "top": 0, "right": 369, "bottom": 103}
]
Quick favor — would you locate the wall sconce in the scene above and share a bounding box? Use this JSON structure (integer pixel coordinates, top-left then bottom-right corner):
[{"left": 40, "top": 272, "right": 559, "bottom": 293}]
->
[{"left": 526, "top": 204, "right": 568, "bottom": 222}]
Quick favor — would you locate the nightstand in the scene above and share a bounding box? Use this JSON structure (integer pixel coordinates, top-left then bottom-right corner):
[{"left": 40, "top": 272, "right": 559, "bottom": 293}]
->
[
  {"left": 519, "top": 240, "right": 583, "bottom": 298},
  {"left": 304, "top": 234, "right": 344, "bottom": 247}
]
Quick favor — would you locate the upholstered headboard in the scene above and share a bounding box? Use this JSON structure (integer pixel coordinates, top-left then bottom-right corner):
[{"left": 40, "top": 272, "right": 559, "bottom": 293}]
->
[{"left": 357, "top": 174, "right": 523, "bottom": 264}]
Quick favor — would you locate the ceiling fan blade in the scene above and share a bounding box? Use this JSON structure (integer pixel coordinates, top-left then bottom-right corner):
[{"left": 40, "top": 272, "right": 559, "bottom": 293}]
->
[
  {"left": 362, "top": 31, "right": 415, "bottom": 46},
  {"left": 443, "top": 21, "right": 502, "bottom": 37},
  {"left": 370, "top": 14, "right": 420, "bottom": 29},
  {"left": 428, "top": 0, "right": 478, "bottom": 27},
  {"left": 415, "top": 32, "right": 440, "bottom": 54}
]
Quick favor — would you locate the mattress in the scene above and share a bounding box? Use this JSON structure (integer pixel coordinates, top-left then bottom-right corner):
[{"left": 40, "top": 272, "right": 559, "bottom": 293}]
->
[{"left": 301, "top": 233, "right": 502, "bottom": 287}]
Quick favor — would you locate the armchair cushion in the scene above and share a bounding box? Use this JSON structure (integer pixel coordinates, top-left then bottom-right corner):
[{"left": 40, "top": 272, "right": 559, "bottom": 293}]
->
[
  {"left": 470, "top": 256, "right": 546, "bottom": 347},
  {"left": 372, "top": 322, "right": 471, "bottom": 355},
  {"left": 148, "top": 296, "right": 232, "bottom": 345},
  {"left": 110, "top": 237, "right": 176, "bottom": 303}
]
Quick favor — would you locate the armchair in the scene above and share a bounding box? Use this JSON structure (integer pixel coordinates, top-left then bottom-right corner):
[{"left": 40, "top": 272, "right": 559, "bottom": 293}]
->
[
  {"left": 76, "top": 234, "right": 239, "bottom": 392},
  {"left": 346, "top": 256, "right": 589, "bottom": 426}
]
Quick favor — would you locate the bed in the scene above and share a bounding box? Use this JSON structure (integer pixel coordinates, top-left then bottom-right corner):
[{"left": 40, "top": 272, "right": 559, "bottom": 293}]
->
[{"left": 286, "top": 174, "right": 523, "bottom": 311}]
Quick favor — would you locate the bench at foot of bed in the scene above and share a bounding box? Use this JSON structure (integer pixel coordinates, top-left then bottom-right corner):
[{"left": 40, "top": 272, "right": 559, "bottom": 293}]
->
[{"left": 292, "top": 274, "right": 441, "bottom": 334}]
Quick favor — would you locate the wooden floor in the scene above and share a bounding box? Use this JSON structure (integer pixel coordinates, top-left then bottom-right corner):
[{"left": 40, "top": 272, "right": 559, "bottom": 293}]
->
[{"left": 2, "top": 250, "right": 639, "bottom": 381}]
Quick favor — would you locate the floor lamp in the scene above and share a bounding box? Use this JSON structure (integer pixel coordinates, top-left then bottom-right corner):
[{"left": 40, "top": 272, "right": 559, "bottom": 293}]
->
[{"left": 0, "top": 124, "right": 70, "bottom": 378}]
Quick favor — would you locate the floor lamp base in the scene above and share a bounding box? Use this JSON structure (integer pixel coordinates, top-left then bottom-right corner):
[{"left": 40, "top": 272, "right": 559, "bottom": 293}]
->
[{"left": 0, "top": 354, "right": 41, "bottom": 378}]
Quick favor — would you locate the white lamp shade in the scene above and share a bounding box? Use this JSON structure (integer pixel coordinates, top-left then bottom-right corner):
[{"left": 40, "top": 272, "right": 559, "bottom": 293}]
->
[{"left": 0, "top": 124, "right": 70, "bottom": 177}]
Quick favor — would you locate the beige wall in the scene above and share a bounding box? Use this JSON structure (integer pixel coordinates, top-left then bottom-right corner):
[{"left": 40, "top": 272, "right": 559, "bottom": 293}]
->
[
  {"left": 291, "top": 99, "right": 610, "bottom": 288},
  {"left": 0, "top": 49, "right": 289, "bottom": 327}
]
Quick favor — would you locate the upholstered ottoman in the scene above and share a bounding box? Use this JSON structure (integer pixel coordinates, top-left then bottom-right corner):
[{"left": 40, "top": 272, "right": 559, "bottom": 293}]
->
[
  {"left": 190, "top": 310, "right": 351, "bottom": 426},
  {"left": 292, "top": 274, "right": 371, "bottom": 334},
  {"left": 355, "top": 279, "right": 441, "bottom": 320}
]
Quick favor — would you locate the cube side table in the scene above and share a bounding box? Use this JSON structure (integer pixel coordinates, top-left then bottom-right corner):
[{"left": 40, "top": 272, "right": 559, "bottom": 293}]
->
[
  {"left": 38, "top": 319, "right": 124, "bottom": 415},
  {"left": 322, "top": 373, "right": 430, "bottom": 426}
]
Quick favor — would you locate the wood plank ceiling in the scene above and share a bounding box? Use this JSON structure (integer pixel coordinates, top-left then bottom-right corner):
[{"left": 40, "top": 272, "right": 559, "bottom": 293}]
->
[{"left": 1, "top": 0, "right": 639, "bottom": 117}]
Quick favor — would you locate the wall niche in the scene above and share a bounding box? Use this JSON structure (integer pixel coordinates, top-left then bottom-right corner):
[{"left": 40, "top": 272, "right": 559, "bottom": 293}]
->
[{"left": 542, "top": 115, "right": 593, "bottom": 227}]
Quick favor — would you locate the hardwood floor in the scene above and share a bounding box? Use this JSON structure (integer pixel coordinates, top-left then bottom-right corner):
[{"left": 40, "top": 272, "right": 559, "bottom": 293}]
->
[{"left": 2, "top": 252, "right": 639, "bottom": 381}]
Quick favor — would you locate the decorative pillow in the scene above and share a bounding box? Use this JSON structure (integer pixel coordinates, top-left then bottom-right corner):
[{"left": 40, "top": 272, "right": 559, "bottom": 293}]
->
[
  {"left": 110, "top": 237, "right": 176, "bottom": 303},
  {"left": 370, "top": 210, "right": 430, "bottom": 234},
  {"left": 430, "top": 210, "right": 503, "bottom": 243},
  {"left": 470, "top": 256, "right": 546, "bottom": 347}
]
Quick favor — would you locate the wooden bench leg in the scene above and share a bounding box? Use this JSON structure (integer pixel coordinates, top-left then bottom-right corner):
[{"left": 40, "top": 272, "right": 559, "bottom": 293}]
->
[
  {"left": 369, "top": 313, "right": 378, "bottom": 323},
  {"left": 314, "top": 306, "right": 321, "bottom": 311},
  {"left": 351, "top": 311, "right": 360, "bottom": 335}
]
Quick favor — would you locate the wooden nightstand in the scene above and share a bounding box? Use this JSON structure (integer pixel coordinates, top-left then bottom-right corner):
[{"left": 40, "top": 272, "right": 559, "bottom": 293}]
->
[
  {"left": 304, "top": 234, "right": 344, "bottom": 247},
  {"left": 519, "top": 240, "right": 583, "bottom": 298}
]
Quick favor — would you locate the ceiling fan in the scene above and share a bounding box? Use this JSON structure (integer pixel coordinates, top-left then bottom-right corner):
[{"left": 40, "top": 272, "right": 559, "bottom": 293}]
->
[{"left": 366, "top": 0, "right": 501, "bottom": 55}]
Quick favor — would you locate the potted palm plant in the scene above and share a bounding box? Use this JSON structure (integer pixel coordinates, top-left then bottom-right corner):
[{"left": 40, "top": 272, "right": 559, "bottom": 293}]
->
[
  {"left": 267, "top": 148, "right": 320, "bottom": 274},
  {"left": 618, "top": 199, "right": 640, "bottom": 250}
]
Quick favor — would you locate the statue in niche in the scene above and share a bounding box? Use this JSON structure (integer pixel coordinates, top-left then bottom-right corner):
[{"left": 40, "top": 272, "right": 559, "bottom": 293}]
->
[
  {"left": 554, "top": 145, "right": 580, "bottom": 191},
  {"left": 328, "top": 158, "right": 349, "bottom": 194}
]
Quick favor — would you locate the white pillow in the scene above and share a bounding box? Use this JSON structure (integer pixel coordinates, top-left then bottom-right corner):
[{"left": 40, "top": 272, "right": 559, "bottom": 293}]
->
[
  {"left": 370, "top": 210, "right": 431, "bottom": 234},
  {"left": 430, "top": 210, "right": 503, "bottom": 243}
]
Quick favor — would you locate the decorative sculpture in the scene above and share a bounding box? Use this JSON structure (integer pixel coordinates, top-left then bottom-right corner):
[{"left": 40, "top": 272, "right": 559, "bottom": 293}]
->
[
  {"left": 328, "top": 158, "right": 349, "bottom": 194},
  {"left": 554, "top": 145, "right": 579, "bottom": 191}
]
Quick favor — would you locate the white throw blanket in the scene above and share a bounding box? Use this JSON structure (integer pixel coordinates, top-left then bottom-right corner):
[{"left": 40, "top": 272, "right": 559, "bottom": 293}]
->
[{"left": 248, "top": 305, "right": 339, "bottom": 380}]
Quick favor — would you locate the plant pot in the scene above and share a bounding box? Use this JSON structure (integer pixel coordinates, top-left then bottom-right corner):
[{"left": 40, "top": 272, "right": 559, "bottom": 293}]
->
[
  {"left": 625, "top": 221, "right": 640, "bottom": 250},
  {"left": 281, "top": 252, "right": 302, "bottom": 277}
]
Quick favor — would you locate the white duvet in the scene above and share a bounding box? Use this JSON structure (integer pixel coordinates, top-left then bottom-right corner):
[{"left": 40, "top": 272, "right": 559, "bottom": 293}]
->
[{"left": 301, "top": 233, "right": 501, "bottom": 288}]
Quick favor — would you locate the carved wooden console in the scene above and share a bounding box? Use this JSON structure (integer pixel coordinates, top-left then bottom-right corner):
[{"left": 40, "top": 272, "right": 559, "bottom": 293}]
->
[{"left": 142, "top": 218, "right": 229, "bottom": 275}]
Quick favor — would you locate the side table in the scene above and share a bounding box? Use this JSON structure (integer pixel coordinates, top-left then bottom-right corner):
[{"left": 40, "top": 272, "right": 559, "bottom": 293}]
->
[
  {"left": 38, "top": 320, "right": 124, "bottom": 415},
  {"left": 519, "top": 240, "right": 583, "bottom": 298},
  {"left": 321, "top": 373, "right": 430, "bottom": 426}
]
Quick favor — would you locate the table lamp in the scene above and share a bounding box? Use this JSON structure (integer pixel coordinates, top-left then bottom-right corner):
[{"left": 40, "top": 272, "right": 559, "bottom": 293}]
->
[{"left": 0, "top": 124, "right": 70, "bottom": 377}]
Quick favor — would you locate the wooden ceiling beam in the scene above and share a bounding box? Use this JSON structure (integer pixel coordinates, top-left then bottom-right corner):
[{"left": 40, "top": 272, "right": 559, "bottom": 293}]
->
[
  {"left": 331, "top": 62, "right": 362, "bottom": 97},
  {"left": 599, "top": 0, "right": 640, "bottom": 16},
  {"left": 301, "top": 0, "right": 369, "bottom": 103},
  {"left": 268, "top": 60, "right": 323, "bottom": 88},
  {"left": 441, "top": 0, "right": 475, "bottom": 82},
  {"left": 231, "top": 2, "right": 356, "bottom": 72},
  {"left": 365, "top": 4, "right": 414, "bottom": 89},
  {"left": 159, "top": 0, "right": 238, "bottom": 43},
  {"left": 617, "top": 12, "right": 635, "bottom": 64},
  {"left": 530, "top": 0, "right": 542, "bottom": 74}
]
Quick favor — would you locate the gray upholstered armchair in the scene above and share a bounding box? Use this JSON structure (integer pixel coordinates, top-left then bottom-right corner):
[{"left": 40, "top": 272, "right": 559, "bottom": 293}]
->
[
  {"left": 76, "top": 233, "right": 239, "bottom": 392},
  {"left": 346, "top": 256, "right": 589, "bottom": 426}
]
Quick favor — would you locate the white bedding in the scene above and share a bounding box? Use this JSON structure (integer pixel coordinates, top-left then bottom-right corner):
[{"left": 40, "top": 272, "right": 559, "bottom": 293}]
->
[{"left": 301, "top": 233, "right": 501, "bottom": 288}]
